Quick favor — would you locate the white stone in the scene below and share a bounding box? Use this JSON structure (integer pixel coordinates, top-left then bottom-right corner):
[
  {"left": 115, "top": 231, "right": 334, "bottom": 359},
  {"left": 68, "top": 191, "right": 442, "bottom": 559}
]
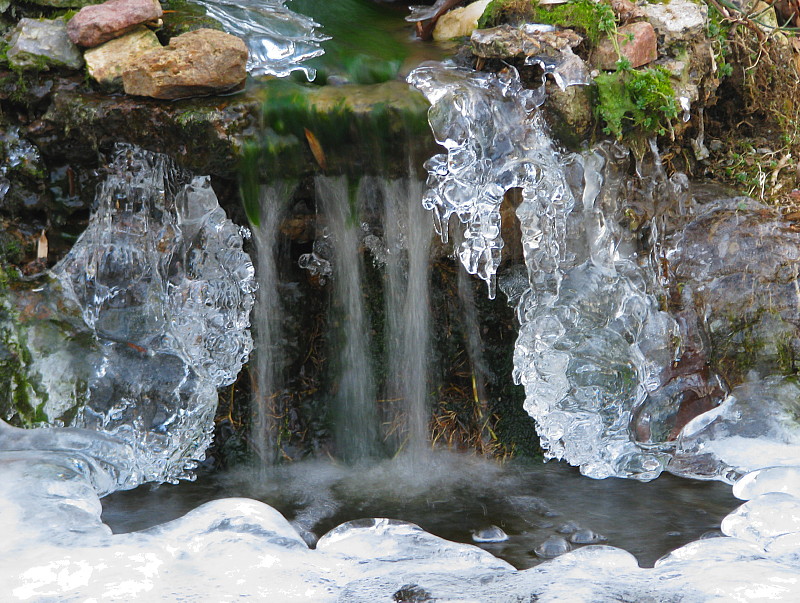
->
[
  {"left": 432, "top": 0, "right": 491, "bottom": 41},
  {"left": 642, "top": 0, "right": 708, "bottom": 48}
]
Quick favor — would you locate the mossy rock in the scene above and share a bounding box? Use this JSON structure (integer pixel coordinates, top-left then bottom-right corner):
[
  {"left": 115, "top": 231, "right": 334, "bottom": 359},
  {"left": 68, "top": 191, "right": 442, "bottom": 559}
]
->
[{"left": 666, "top": 199, "right": 800, "bottom": 386}]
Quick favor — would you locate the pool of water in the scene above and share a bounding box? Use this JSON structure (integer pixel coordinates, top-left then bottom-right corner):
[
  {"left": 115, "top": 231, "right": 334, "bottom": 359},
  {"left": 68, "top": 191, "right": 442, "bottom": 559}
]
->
[{"left": 101, "top": 452, "right": 738, "bottom": 568}]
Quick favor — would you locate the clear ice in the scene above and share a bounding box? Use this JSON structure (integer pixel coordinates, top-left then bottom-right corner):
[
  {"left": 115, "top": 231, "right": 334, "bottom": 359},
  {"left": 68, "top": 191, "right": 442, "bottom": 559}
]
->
[
  {"left": 3, "top": 144, "right": 255, "bottom": 486},
  {"left": 191, "top": 0, "right": 328, "bottom": 80},
  {"left": 409, "top": 62, "right": 676, "bottom": 480}
]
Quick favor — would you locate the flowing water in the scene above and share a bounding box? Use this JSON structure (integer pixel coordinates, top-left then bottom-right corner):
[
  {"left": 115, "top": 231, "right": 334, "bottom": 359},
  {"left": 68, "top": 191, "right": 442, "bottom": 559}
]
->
[{"left": 250, "top": 181, "right": 295, "bottom": 467}]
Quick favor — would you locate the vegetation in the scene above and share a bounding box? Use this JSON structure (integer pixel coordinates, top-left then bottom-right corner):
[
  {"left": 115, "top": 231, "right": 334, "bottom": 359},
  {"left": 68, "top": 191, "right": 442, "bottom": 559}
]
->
[
  {"left": 594, "top": 64, "right": 679, "bottom": 139},
  {"left": 479, "top": 0, "right": 617, "bottom": 45}
]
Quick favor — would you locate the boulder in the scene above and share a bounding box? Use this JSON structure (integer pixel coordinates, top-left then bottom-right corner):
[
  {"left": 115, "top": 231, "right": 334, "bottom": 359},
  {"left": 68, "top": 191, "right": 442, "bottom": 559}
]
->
[
  {"left": 67, "top": 0, "right": 162, "bottom": 48},
  {"left": 591, "top": 21, "right": 657, "bottom": 70},
  {"left": 122, "top": 28, "right": 247, "bottom": 100},
  {"left": 642, "top": 0, "right": 708, "bottom": 50},
  {"left": 5, "top": 18, "right": 83, "bottom": 71},
  {"left": 84, "top": 26, "right": 161, "bottom": 88},
  {"left": 433, "top": 0, "right": 491, "bottom": 41}
]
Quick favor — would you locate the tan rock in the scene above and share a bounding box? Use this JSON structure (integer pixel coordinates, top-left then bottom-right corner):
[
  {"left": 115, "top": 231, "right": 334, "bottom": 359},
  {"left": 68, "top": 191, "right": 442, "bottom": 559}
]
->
[
  {"left": 122, "top": 29, "right": 248, "bottom": 100},
  {"left": 84, "top": 26, "right": 162, "bottom": 88},
  {"left": 67, "top": 0, "right": 162, "bottom": 48},
  {"left": 591, "top": 21, "right": 657, "bottom": 70},
  {"left": 432, "top": 0, "right": 491, "bottom": 41}
]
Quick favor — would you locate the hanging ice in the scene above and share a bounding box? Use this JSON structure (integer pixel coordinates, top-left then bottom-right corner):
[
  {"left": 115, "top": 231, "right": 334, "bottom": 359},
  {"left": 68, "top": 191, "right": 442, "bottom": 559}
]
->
[
  {"left": 2, "top": 144, "right": 255, "bottom": 487},
  {"left": 409, "top": 63, "right": 676, "bottom": 479},
  {"left": 191, "top": 0, "right": 328, "bottom": 79}
]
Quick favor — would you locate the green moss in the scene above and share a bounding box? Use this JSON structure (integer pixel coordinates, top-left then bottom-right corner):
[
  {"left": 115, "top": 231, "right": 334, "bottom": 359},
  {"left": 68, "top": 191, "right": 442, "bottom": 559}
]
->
[
  {"left": 479, "top": 0, "right": 617, "bottom": 46},
  {"left": 0, "top": 265, "right": 48, "bottom": 427},
  {"left": 594, "top": 66, "right": 679, "bottom": 139}
]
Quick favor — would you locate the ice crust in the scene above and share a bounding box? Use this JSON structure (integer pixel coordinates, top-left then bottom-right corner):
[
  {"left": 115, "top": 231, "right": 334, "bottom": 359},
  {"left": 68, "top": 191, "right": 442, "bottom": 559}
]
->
[
  {"left": 409, "top": 62, "right": 677, "bottom": 479},
  {"left": 6, "top": 144, "right": 255, "bottom": 487},
  {"left": 191, "top": 0, "right": 328, "bottom": 79},
  {"left": 3, "top": 440, "right": 800, "bottom": 600}
]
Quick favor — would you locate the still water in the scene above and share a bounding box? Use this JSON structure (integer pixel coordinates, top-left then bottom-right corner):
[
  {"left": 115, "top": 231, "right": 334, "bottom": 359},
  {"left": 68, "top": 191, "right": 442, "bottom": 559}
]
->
[{"left": 102, "top": 452, "right": 737, "bottom": 569}]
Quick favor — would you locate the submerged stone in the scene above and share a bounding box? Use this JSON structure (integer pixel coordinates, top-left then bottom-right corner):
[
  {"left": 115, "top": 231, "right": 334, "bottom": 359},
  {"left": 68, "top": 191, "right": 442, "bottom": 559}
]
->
[
  {"left": 534, "top": 535, "right": 572, "bottom": 558},
  {"left": 67, "top": 0, "right": 163, "bottom": 48},
  {"left": 5, "top": 18, "right": 83, "bottom": 71},
  {"left": 122, "top": 28, "right": 247, "bottom": 99},
  {"left": 471, "top": 524, "right": 509, "bottom": 543},
  {"left": 84, "top": 25, "right": 161, "bottom": 89}
]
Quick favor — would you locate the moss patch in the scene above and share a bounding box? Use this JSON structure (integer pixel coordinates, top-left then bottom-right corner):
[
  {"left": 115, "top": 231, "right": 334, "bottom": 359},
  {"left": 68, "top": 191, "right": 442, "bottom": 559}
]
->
[{"left": 594, "top": 65, "right": 679, "bottom": 139}]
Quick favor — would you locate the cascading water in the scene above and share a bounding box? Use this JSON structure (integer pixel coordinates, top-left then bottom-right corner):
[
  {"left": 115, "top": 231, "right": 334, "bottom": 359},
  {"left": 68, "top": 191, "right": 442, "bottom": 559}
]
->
[
  {"left": 250, "top": 181, "right": 294, "bottom": 467},
  {"left": 378, "top": 176, "right": 433, "bottom": 457},
  {"left": 311, "top": 175, "right": 380, "bottom": 461}
]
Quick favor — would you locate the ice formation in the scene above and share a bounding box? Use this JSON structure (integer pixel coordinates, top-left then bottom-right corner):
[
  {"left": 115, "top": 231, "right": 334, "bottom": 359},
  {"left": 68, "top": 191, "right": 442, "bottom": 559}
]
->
[
  {"left": 3, "top": 436, "right": 800, "bottom": 601},
  {"left": 3, "top": 144, "right": 255, "bottom": 486},
  {"left": 409, "top": 62, "right": 677, "bottom": 479},
  {"left": 192, "top": 0, "right": 328, "bottom": 79}
]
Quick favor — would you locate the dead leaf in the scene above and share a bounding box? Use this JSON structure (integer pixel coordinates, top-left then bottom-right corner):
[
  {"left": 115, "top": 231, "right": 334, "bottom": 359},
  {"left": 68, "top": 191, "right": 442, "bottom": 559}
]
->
[
  {"left": 36, "top": 230, "right": 48, "bottom": 261},
  {"left": 304, "top": 128, "right": 327, "bottom": 171}
]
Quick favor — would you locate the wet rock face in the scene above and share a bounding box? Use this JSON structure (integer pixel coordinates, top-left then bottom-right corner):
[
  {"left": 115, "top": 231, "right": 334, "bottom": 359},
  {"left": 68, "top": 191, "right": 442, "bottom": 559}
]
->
[
  {"left": 122, "top": 28, "right": 247, "bottom": 100},
  {"left": 5, "top": 18, "right": 83, "bottom": 71},
  {"left": 665, "top": 199, "right": 800, "bottom": 386},
  {"left": 67, "top": 0, "right": 162, "bottom": 48}
]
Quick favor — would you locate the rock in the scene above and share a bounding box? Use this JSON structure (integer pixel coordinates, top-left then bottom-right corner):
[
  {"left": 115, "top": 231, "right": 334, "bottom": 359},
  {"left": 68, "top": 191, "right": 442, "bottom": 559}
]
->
[
  {"left": 432, "top": 0, "right": 491, "bottom": 41},
  {"left": 642, "top": 0, "right": 708, "bottom": 50},
  {"left": 609, "top": 0, "right": 647, "bottom": 25},
  {"left": 122, "top": 28, "right": 247, "bottom": 100},
  {"left": 67, "top": 0, "right": 162, "bottom": 48},
  {"left": 591, "top": 21, "right": 657, "bottom": 70},
  {"left": 84, "top": 26, "right": 161, "bottom": 89},
  {"left": 471, "top": 24, "right": 582, "bottom": 59},
  {"left": 542, "top": 83, "right": 593, "bottom": 147},
  {"left": 22, "top": 0, "right": 103, "bottom": 7},
  {"left": 5, "top": 18, "right": 83, "bottom": 71},
  {"left": 0, "top": 1, "right": 10, "bottom": 14},
  {"left": 665, "top": 199, "right": 800, "bottom": 386}
]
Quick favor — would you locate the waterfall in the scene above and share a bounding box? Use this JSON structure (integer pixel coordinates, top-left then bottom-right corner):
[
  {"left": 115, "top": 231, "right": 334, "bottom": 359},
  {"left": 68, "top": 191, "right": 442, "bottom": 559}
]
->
[
  {"left": 380, "top": 176, "right": 432, "bottom": 458},
  {"left": 250, "top": 182, "right": 294, "bottom": 467},
  {"left": 314, "top": 175, "right": 380, "bottom": 461}
]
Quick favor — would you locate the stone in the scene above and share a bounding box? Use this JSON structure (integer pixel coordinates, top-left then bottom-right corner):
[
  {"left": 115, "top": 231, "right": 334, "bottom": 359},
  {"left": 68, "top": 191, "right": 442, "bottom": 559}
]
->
[
  {"left": 591, "top": 21, "right": 657, "bottom": 70},
  {"left": 122, "top": 28, "right": 247, "bottom": 100},
  {"left": 67, "top": 0, "right": 163, "bottom": 48},
  {"left": 21, "top": 0, "right": 103, "bottom": 7},
  {"left": 609, "top": 0, "right": 647, "bottom": 25},
  {"left": 84, "top": 26, "right": 161, "bottom": 89},
  {"left": 642, "top": 0, "right": 708, "bottom": 49},
  {"left": 5, "top": 18, "right": 83, "bottom": 71},
  {"left": 471, "top": 24, "right": 582, "bottom": 59},
  {"left": 432, "top": 0, "right": 491, "bottom": 41}
]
